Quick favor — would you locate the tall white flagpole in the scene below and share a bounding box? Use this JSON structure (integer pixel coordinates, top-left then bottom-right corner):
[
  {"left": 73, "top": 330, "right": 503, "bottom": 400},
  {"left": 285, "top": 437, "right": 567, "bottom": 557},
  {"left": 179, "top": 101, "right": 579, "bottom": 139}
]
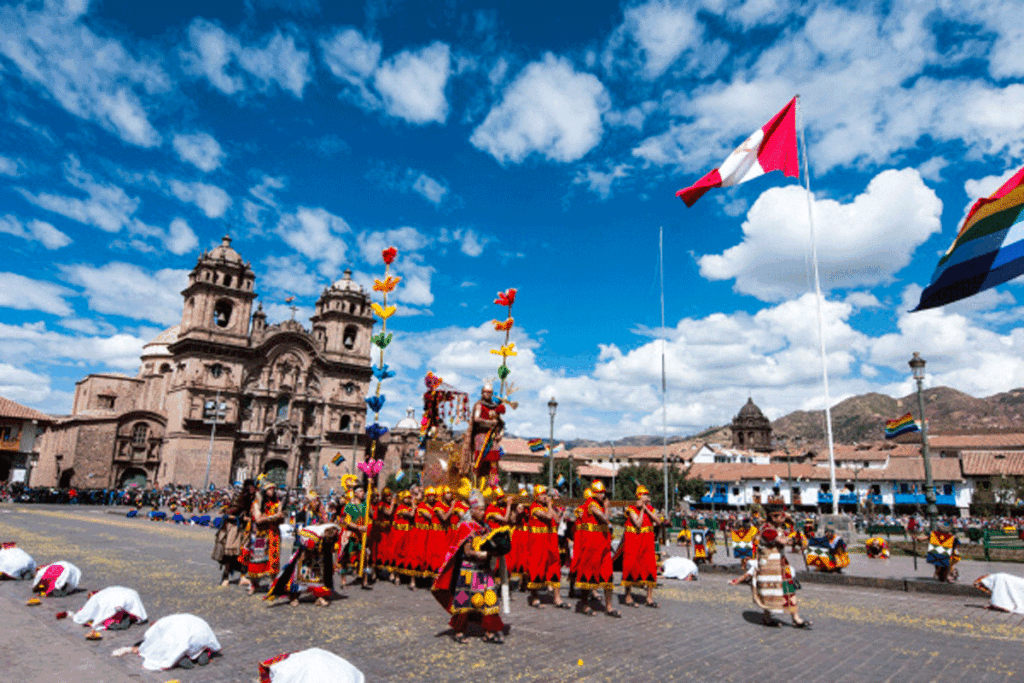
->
[
  {"left": 660, "top": 226, "right": 669, "bottom": 513},
  {"left": 797, "top": 95, "right": 838, "bottom": 516}
]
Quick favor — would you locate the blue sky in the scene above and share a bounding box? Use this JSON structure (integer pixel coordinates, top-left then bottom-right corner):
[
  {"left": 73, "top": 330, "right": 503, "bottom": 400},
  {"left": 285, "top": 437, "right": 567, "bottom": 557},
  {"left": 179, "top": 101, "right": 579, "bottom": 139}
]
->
[{"left": 2, "top": 0, "right": 1024, "bottom": 441}]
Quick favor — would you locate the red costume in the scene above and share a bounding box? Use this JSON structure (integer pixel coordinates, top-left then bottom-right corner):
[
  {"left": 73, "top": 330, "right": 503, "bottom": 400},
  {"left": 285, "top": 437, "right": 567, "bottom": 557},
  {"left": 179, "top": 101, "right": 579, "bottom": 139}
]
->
[
  {"left": 619, "top": 504, "right": 658, "bottom": 588},
  {"left": 526, "top": 500, "right": 560, "bottom": 590},
  {"left": 572, "top": 499, "right": 614, "bottom": 590},
  {"left": 392, "top": 500, "right": 414, "bottom": 576},
  {"left": 413, "top": 500, "right": 434, "bottom": 578},
  {"left": 431, "top": 518, "right": 504, "bottom": 635},
  {"left": 448, "top": 499, "right": 469, "bottom": 545},
  {"left": 427, "top": 499, "right": 450, "bottom": 577},
  {"left": 370, "top": 500, "right": 393, "bottom": 573}
]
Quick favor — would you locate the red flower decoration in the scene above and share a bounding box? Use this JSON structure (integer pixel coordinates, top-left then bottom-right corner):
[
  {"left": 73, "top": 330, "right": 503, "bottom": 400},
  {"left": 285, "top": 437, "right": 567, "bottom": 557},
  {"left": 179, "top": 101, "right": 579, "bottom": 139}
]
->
[
  {"left": 494, "top": 288, "right": 517, "bottom": 307},
  {"left": 382, "top": 246, "right": 398, "bottom": 264}
]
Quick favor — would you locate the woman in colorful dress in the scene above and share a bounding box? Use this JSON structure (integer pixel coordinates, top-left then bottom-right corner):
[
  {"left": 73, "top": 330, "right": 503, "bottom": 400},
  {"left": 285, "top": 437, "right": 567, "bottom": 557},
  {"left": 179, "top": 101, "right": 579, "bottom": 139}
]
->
[
  {"left": 241, "top": 479, "right": 284, "bottom": 595},
  {"left": 620, "top": 485, "right": 662, "bottom": 608},
  {"left": 734, "top": 504, "right": 811, "bottom": 628},
  {"left": 431, "top": 490, "right": 507, "bottom": 644}
]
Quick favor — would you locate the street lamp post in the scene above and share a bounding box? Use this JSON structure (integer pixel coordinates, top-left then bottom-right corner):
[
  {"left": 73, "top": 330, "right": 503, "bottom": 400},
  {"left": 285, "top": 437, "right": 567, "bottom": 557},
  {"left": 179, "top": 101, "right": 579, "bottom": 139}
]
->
[
  {"left": 910, "top": 352, "right": 938, "bottom": 531},
  {"left": 202, "top": 390, "right": 226, "bottom": 491},
  {"left": 548, "top": 397, "right": 558, "bottom": 492}
]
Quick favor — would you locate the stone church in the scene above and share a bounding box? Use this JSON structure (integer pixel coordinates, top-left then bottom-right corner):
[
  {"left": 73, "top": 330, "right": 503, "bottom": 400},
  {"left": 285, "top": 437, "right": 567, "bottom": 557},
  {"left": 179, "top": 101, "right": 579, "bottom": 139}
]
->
[
  {"left": 35, "top": 236, "right": 412, "bottom": 492},
  {"left": 730, "top": 397, "right": 773, "bottom": 452}
]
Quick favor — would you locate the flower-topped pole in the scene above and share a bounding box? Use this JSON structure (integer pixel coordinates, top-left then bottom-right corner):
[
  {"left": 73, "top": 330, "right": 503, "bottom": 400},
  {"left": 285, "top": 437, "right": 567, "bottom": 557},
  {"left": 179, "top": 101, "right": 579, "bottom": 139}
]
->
[
  {"left": 490, "top": 288, "right": 518, "bottom": 403},
  {"left": 357, "top": 246, "right": 399, "bottom": 581}
]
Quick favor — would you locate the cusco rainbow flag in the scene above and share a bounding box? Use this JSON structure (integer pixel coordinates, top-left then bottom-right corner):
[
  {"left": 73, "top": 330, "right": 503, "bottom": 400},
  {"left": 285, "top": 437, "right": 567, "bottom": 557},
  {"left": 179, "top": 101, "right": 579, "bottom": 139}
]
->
[
  {"left": 528, "top": 438, "right": 545, "bottom": 452},
  {"left": 915, "top": 166, "right": 1024, "bottom": 310},
  {"left": 884, "top": 412, "right": 920, "bottom": 439}
]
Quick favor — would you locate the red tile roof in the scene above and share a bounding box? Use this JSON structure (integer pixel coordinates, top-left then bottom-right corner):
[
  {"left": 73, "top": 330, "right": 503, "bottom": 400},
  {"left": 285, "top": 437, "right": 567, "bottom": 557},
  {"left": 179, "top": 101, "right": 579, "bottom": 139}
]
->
[
  {"left": 0, "top": 396, "right": 53, "bottom": 422},
  {"left": 928, "top": 433, "right": 1024, "bottom": 449},
  {"left": 961, "top": 452, "right": 1024, "bottom": 476}
]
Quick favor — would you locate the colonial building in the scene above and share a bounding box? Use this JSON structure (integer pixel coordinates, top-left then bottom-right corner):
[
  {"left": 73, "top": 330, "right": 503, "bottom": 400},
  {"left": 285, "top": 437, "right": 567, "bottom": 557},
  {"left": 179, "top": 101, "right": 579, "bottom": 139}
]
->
[
  {"left": 0, "top": 396, "right": 53, "bottom": 485},
  {"left": 34, "top": 236, "right": 397, "bottom": 492}
]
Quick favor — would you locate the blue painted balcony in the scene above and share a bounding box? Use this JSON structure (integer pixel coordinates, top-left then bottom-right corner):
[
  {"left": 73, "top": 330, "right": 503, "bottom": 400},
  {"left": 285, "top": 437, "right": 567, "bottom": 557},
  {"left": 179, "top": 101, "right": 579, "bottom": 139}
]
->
[
  {"left": 839, "top": 493, "right": 858, "bottom": 504},
  {"left": 817, "top": 493, "right": 833, "bottom": 504},
  {"left": 867, "top": 494, "right": 884, "bottom": 505}
]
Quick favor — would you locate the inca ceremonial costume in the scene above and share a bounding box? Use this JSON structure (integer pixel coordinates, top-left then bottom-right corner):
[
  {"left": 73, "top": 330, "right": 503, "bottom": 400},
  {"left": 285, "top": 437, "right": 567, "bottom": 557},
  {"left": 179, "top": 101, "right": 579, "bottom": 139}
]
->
[
  {"left": 267, "top": 524, "right": 338, "bottom": 601},
  {"left": 619, "top": 505, "right": 658, "bottom": 589},
  {"left": 573, "top": 499, "right": 614, "bottom": 591},
  {"left": 242, "top": 497, "right": 281, "bottom": 581},
  {"left": 751, "top": 522, "right": 799, "bottom": 619},
  {"left": 413, "top": 500, "right": 435, "bottom": 578},
  {"left": 427, "top": 500, "right": 450, "bottom": 577},
  {"left": 525, "top": 501, "right": 561, "bottom": 590},
  {"left": 731, "top": 525, "right": 758, "bottom": 565},
  {"left": 431, "top": 518, "right": 505, "bottom": 636},
  {"left": 926, "top": 530, "right": 960, "bottom": 576},
  {"left": 392, "top": 500, "right": 415, "bottom": 577}
]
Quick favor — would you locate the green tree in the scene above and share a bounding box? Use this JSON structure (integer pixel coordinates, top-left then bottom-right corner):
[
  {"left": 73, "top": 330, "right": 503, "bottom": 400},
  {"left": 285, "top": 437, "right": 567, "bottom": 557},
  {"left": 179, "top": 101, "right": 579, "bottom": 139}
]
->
[
  {"left": 614, "top": 463, "right": 703, "bottom": 512},
  {"left": 384, "top": 471, "right": 415, "bottom": 492},
  {"left": 532, "top": 457, "right": 581, "bottom": 495}
]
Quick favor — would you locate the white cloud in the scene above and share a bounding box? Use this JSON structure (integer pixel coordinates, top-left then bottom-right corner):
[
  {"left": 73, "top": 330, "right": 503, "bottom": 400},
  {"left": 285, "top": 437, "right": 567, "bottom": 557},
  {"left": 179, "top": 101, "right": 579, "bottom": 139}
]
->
[
  {"left": 0, "top": 214, "right": 72, "bottom": 249},
  {"left": 276, "top": 207, "right": 350, "bottom": 276},
  {"left": 0, "top": 321, "right": 148, "bottom": 372},
  {"left": 319, "top": 27, "right": 380, "bottom": 88},
  {"left": 357, "top": 226, "right": 429, "bottom": 263},
  {"left": 17, "top": 156, "right": 140, "bottom": 233},
  {"left": 0, "top": 272, "right": 73, "bottom": 315},
  {"left": 0, "top": 155, "right": 21, "bottom": 176},
  {"left": 604, "top": 0, "right": 706, "bottom": 80},
  {"left": 181, "top": 19, "right": 311, "bottom": 98},
  {"left": 164, "top": 217, "right": 198, "bottom": 255},
  {"left": 60, "top": 262, "right": 189, "bottom": 325},
  {"left": 573, "top": 162, "right": 631, "bottom": 200},
  {"left": 249, "top": 175, "right": 285, "bottom": 207},
  {"left": 261, "top": 255, "right": 322, "bottom": 296},
  {"left": 172, "top": 132, "right": 226, "bottom": 172},
  {"left": 697, "top": 169, "right": 943, "bottom": 301},
  {"left": 168, "top": 179, "right": 232, "bottom": 218},
  {"left": 458, "top": 229, "right": 487, "bottom": 257},
  {"left": 373, "top": 42, "right": 451, "bottom": 125},
  {"left": 0, "top": 0, "right": 166, "bottom": 147},
  {"left": 471, "top": 54, "right": 611, "bottom": 164},
  {"left": 0, "top": 362, "right": 56, "bottom": 407},
  {"left": 411, "top": 173, "right": 449, "bottom": 205}
]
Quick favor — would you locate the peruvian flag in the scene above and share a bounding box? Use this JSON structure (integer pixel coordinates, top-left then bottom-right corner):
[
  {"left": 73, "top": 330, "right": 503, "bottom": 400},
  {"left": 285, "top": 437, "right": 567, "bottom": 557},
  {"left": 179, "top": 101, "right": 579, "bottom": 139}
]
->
[{"left": 676, "top": 97, "right": 799, "bottom": 207}]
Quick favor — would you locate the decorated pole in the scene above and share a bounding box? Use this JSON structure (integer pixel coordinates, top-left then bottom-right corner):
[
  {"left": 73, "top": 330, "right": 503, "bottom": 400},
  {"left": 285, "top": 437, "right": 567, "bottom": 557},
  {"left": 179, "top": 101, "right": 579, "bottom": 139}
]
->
[{"left": 357, "top": 246, "right": 400, "bottom": 581}]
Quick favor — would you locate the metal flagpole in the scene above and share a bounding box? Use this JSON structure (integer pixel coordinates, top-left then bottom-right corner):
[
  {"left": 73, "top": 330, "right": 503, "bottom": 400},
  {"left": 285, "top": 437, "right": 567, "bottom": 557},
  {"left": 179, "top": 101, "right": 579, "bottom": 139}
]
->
[
  {"left": 660, "top": 226, "right": 669, "bottom": 514},
  {"left": 797, "top": 95, "right": 838, "bottom": 515}
]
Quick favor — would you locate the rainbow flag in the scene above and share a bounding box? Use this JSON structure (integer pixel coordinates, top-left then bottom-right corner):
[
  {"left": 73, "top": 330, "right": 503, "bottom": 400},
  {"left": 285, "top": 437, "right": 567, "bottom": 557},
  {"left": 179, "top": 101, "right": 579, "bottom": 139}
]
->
[
  {"left": 331, "top": 452, "right": 345, "bottom": 465},
  {"left": 916, "top": 166, "right": 1024, "bottom": 310},
  {"left": 884, "top": 413, "right": 920, "bottom": 439},
  {"left": 528, "top": 438, "right": 545, "bottom": 452}
]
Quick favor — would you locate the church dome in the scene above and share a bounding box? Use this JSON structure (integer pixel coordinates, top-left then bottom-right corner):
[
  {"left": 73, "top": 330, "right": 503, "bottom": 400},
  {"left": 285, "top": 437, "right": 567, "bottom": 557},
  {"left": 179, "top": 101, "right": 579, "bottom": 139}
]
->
[
  {"left": 329, "top": 269, "right": 366, "bottom": 295},
  {"left": 737, "top": 397, "right": 767, "bottom": 420},
  {"left": 141, "top": 325, "right": 180, "bottom": 358},
  {"left": 205, "top": 235, "right": 244, "bottom": 265},
  {"left": 394, "top": 408, "right": 419, "bottom": 431}
]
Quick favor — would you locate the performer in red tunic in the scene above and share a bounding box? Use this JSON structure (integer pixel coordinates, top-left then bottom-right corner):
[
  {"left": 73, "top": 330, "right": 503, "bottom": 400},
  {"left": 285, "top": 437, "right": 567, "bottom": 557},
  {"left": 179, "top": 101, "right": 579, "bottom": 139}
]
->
[
  {"left": 484, "top": 487, "right": 513, "bottom": 531},
  {"left": 412, "top": 488, "right": 435, "bottom": 582},
  {"left": 431, "top": 490, "right": 506, "bottom": 644},
  {"left": 572, "top": 481, "right": 619, "bottom": 617},
  {"left": 526, "top": 485, "right": 568, "bottom": 609},
  {"left": 619, "top": 485, "right": 663, "bottom": 608},
  {"left": 447, "top": 487, "right": 469, "bottom": 545},
  {"left": 371, "top": 488, "right": 395, "bottom": 582},
  {"left": 426, "top": 487, "right": 450, "bottom": 578},
  {"left": 392, "top": 491, "right": 415, "bottom": 585}
]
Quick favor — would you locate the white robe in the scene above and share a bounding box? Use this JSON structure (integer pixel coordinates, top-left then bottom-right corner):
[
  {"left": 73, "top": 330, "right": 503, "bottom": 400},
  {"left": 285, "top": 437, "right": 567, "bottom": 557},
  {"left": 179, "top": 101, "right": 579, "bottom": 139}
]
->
[
  {"left": 266, "top": 648, "right": 365, "bottom": 683},
  {"left": 72, "top": 586, "right": 147, "bottom": 629},
  {"left": 662, "top": 556, "right": 699, "bottom": 580},
  {"left": 0, "top": 547, "right": 36, "bottom": 579},
  {"left": 137, "top": 614, "right": 222, "bottom": 671},
  {"left": 32, "top": 561, "right": 82, "bottom": 595},
  {"left": 978, "top": 573, "right": 1024, "bottom": 615}
]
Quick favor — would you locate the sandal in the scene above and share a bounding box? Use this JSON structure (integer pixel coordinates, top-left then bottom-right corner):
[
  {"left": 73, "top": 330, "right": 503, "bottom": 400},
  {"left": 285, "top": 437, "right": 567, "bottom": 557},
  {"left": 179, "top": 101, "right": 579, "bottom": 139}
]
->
[
  {"left": 554, "top": 601, "right": 571, "bottom": 610},
  {"left": 793, "top": 618, "right": 813, "bottom": 629},
  {"left": 578, "top": 602, "right": 596, "bottom": 616},
  {"left": 624, "top": 598, "right": 639, "bottom": 608},
  {"left": 529, "top": 598, "right": 545, "bottom": 609},
  {"left": 646, "top": 601, "right": 660, "bottom": 609},
  {"left": 483, "top": 632, "right": 505, "bottom": 644},
  {"left": 452, "top": 632, "right": 468, "bottom": 644},
  {"left": 762, "top": 615, "right": 781, "bottom": 627},
  {"left": 606, "top": 608, "right": 622, "bottom": 618}
]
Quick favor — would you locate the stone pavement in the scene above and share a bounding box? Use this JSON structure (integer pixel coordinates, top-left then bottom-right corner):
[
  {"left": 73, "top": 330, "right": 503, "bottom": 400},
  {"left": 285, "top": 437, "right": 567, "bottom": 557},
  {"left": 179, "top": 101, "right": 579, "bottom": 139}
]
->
[{"left": 3, "top": 504, "right": 1024, "bottom": 683}]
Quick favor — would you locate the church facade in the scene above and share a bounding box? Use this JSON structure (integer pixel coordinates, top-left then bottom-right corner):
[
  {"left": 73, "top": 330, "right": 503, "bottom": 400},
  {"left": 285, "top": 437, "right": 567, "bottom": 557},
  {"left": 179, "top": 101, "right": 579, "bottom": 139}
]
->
[{"left": 34, "top": 236, "right": 408, "bottom": 492}]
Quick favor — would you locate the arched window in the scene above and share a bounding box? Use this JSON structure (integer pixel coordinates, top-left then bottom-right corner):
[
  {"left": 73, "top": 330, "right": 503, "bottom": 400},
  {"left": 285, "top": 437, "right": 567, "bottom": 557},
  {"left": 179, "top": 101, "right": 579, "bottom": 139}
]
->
[
  {"left": 343, "top": 325, "right": 357, "bottom": 350},
  {"left": 339, "top": 415, "right": 351, "bottom": 431},
  {"left": 214, "top": 300, "right": 233, "bottom": 328},
  {"left": 132, "top": 423, "right": 148, "bottom": 446},
  {"left": 276, "top": 395, "right": 290, "bottom": 422}
]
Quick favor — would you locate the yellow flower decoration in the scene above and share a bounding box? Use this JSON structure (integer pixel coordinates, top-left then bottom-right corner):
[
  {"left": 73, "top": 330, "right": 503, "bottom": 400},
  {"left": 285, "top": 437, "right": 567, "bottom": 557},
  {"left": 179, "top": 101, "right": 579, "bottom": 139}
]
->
[
  {"left": 471, "top": 593, "right": 485, "bottom": 608},
  {"left": 371, "top": 303, "right": 397, "bottom": 320},
  {"left": 489, "top": 342, "right": 516, "bottom": 357},
  {"left": 341, "top": 474, "right": 358, "bottom": 490},
  {"left": 373, "top": 275, "right": 402, "bottom": 293},
  {"left": 483, "top": 589, "right": 497, "bottom": 606}
]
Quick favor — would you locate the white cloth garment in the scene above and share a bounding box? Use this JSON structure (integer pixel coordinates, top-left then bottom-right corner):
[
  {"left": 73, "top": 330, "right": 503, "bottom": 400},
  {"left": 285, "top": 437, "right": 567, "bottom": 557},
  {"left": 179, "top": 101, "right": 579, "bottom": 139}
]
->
[
  {"left": 267, "top": 648, "right": 365, "bottom": 683},
  {"left": 32, "top": 561, "right": 82, "bottom": 595},
  {"left": 978, "top": 573, "right": 1024, "bottom": 615},
  {"left": 137, "top": 614, "right": 222, "bottom": 671},
  {"left": 72, "top": 586, "right": 147, "bottom": 629},
  {"left": 0, "top": 547, "right": 36, "bottom": 579},
  {"left": 662, "top": 556, "right": 699, "bottom": 580}
]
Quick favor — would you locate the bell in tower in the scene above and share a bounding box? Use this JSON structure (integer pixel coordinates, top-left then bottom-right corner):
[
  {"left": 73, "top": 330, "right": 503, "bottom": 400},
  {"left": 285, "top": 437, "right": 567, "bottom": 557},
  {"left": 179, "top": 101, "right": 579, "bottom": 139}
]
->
[
  {"left": 179, "top": 235, "right": 258, "bottom": 345},
  {"left": 310, "top": 268, "right": 375, "bottom": 359}
]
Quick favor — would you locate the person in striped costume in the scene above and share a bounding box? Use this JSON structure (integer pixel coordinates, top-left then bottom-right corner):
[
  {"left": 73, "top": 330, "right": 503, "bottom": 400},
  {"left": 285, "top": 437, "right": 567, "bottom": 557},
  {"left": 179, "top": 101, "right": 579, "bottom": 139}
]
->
[
  {"left": 731, "top": 517, "right": 758, "bottom": 571},
  {"left": 734, "top": 504, "right": 810, "bottom": 628}
]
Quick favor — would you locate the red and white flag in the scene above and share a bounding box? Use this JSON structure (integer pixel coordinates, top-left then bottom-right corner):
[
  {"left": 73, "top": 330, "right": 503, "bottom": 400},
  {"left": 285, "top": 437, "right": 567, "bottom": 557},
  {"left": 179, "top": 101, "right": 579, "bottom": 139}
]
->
[{"left": 676, "top": 97, "right": 799, "bottom": 207}]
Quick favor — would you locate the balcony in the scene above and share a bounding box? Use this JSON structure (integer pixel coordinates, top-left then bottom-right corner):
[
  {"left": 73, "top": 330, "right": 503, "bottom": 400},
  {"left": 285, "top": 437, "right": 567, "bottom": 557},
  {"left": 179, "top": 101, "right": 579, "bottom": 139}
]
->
[
  {"left": 700, "top": 494, "right": 728, "bottom": 504},
  {"left": 817, "top": 493, "right": 833, "bottom": 504},
  {"left": 894, "top": 493, "right": 924, "bottom": 505},
  {"left": 867, "top": 494, "right": 883, "bottom": 505}
]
